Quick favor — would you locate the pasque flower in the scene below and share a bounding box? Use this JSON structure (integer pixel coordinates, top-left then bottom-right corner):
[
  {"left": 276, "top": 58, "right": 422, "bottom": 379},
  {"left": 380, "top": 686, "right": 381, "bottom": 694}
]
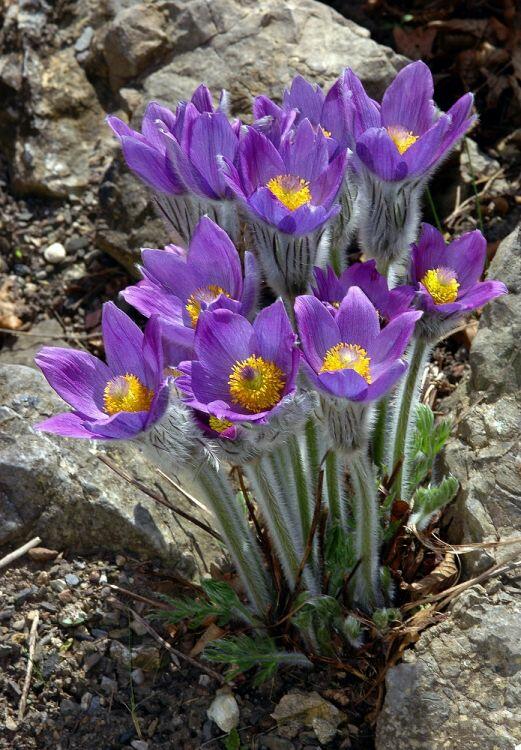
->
[
  {"left": 222, "top": 120, "right": 346, "bottom": 296},
  {"left": 176, "top": 300, "right": 300, "bottom": 425},
  {"left": 35, "top": 303, "right": 171, "bottom": 440},
  {"left": 410, "top": 223, "right": 507, "bottom": 336},
  {"left": 312, "top": 260, "right": 415, "bottom": 323},
  {"left": 343, "top": 61, "right": 476, "bottom": 267},
  {"left": 295, "top": 289, "right": 422, "bottom": 403},
  {"left": 121, "top": 216, "right": 258, "bottom": 362}
]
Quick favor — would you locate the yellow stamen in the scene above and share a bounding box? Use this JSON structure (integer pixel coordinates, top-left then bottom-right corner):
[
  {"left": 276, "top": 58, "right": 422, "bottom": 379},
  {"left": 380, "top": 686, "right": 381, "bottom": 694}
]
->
[
  {"left": 209, "top": 416, "right": 233, "bottom": 433},
  {"left": 164, "top": 366, "right": 182, "bottom": 378},
  {"left": 321, "top": 127, "right": 332, "bottom": 138},
  {"left": 319, "top": 343, "right": 372, "bottom": 383},
  {"left": 421, "top": 268, "right": 460, "bottom": 305},
  {"left": 186, "top": 285, "right": 230, "bottom": 327},
  {"left": 103, "top": 373, "right": 154, "bottom": 415},
  {"left": 266, "top": 174, "right": 312, "bottom": 212},
  {"left": 228, "top": 354, "right": 285, "bottom": 412},
  {"left": 387, "top": 126, "right": 419, "bottom": 155},
  {"left": 331, "top": 301, "right": 341, "bottom": 309}
]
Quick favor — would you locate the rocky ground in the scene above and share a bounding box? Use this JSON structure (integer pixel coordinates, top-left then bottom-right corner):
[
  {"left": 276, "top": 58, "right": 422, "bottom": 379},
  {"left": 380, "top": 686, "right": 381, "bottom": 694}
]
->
[{"left": 1, "top": 0, "right": 520, "bottom": 748}]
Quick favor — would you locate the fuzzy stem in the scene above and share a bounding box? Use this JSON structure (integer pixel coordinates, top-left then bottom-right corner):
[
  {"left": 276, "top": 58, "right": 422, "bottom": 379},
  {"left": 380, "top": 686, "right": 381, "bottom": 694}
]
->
[
  {"left": 346, "top": 448, "right": 383, "bottom": 610},
  {"left": 196, "top": 464, "right": 273, "bottom": 615},
  {"left": 371, "top": 397, "right": 388, "bottom": 469},
  {"left": 388, "top": 334, "right": 431, "bottom": 501},
  {"left": 246, "top": 458, "right": 319, "bottom": 594},
  {"left": 324, "top": 450, "right": 346, "bottom": 529}
]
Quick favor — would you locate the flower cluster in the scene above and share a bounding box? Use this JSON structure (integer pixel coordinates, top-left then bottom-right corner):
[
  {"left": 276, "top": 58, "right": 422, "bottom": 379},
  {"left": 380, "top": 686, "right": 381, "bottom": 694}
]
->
[{"left": 35, "top": 63, "right": 507, "bottom": 661}]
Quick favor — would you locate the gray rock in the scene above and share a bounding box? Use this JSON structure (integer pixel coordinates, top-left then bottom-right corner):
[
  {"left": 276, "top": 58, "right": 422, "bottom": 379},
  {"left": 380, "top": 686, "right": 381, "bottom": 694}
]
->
[
  {"left": 207, "top": 689, "right": 240, "bottom": 733},
  {"left": 441, "top": 225, "right": 521, "bottom": 573},
  {"left": 43, "top": 242, "right": 67, "bottom": 264},
  {"left": 0, "top": 363, "right": 221, "bottom": 573},
  {"left": 0, "top": 319, "right": 69, "bottom": 369},
  {"left": 376, "top": 586, "right": 521, "bottom": 749},
  {"left": 96, "top": 0, "right": 406, "bottom": 271}
]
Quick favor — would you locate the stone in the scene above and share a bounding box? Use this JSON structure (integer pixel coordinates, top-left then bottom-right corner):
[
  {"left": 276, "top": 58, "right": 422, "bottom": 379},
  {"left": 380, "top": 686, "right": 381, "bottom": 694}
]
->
[
  {"left": 64, "top": 574, "right": 80, "bottom": 587},
  {"left": 207, "top": 689, "right": 240, "bottom": 732},
  {"left": 440, "top": 225, "right": 521, "bottom": 573},
  {"left": 376, "top": 586, "right": 521, "bottom": 749},
  {"left": 272, "top": 691, "right": 343, "bottom": 742},
  {"left": 43, "top": 242, "right": 67, "bottom": 264},
  {"left": 28, "top": 547, "right": 59, "bottom": 562},
  {"left": 11, "top": 47, "right": 113, "bottom": 197},
  {"left": 102, "top": 4, "right": 170, "bottom": 89},
  {"left": 58, "top": 605, "right": 87, "bottom": 627},
  {"left": 96, "top": 0, "right": 406, "bottom": 272},
  {"left": 0, "top": 363, "right": 221, "bottom": 571},
  {"left": 14, "top": 586, "right": 38, "bottom": 606}
]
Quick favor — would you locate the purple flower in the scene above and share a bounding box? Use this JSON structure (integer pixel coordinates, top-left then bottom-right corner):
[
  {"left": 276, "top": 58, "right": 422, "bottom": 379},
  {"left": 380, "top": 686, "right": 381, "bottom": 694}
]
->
[
  {"left": 253, "top": 75, "right": 350, "bottom": 157},
  {"left": 295, "top": 289, "right": 422, "bottom": 402},
  {"left": 121, "top": 217, "right": 258, "bottom": 360},
  {"left": 312, "top": 260, "right": 416, "bottom": 323},
  {"left": 107, "top": 101, "right": 184, "bottom": 194},
  {"left": 411, "top": 223, "right": 507, "bottom": 317},
  {"left": 344, "top": 61, "right": 476, "bottom": 182},
  {"left": 35, "top": 303, "right": 170, "bottom": 440},
  {"left": 177, "top": 300, "right": 300, "bottom": 424},
  {"left": 222, "top": 119, "right": 346, "bottom": 235}
]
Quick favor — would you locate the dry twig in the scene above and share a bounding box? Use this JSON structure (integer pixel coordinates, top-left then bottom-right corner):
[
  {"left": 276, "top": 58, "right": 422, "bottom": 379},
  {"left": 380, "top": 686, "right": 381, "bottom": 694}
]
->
[
  {"left": 0, "top": 537, "right": 42, "bottom": 570},
  {"left": 18, "top": 611, "right": 40, "bottom": 722}
]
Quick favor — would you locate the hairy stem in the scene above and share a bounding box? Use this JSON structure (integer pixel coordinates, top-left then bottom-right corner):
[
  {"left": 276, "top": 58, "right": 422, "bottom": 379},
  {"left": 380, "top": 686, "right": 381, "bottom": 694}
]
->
[
  {"left": 387, "top": 334, "right": 431, "bottom": 501},
  {"left": 196, "top": 464, "right": 273, "bottom": 615},
  {"left": 324, "top": 450, "right": 347, "bottom": 529},
  {"left": 346, "top": 448, "right": 383, "bottom": 610}
]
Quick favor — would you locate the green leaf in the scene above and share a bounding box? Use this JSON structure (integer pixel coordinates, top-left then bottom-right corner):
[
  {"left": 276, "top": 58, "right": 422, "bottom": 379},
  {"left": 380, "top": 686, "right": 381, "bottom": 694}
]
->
[
  {"left": 409, "top": 475, "right": 459, "bottom": 531},
  {"left": 158, "top": 580, "right": 252, "bottom": 629},
  {"left": 204, "top": 634, "right": 312, "bottom": 685},
  {"left": 224, "top": 728, "right": 241, "bottom": 750},
  {"left": 408, "top": 405, "right": 452, "bottom": 491}
]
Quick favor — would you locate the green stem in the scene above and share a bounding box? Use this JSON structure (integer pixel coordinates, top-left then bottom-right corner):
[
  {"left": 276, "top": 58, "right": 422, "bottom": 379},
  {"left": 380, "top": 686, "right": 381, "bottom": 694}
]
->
[
  {"left": 196, "top": 464, "right": 273, "bottom": 615},
  {"left": 346, "top": 448, "right": 382, "bottom": 610},
  {"left": 425, "top": 186, "right": 442, "bottom": 233},
  {"left": 464, "top": 138, "right": 484, "bottom": 234},
  {"left": 324, "top": 450, "right": 346, "bottom": 528},
  {"left": 388, "top": 335, "right": 431, "bottom": 501},
  {"left": 372, "top": 397, "right": 388, "bottom": 469}
]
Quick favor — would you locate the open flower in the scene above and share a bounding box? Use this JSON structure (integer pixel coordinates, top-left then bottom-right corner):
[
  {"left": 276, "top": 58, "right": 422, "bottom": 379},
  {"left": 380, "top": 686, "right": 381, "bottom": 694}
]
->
[
  {"left": 312, "top": 260, "right": 416, "bottom": 323},
  {"left": 253, "top": 74, "right": 350, "bottom": 157},
  {"left": 345, "top": 61, "right": 475, "bottom": 182},
  {"left": 295, "top": 289, "right": 422, "bottom": 402},
  {"left": 121, "top": 216, "right": 258, "bottom": 355},
  {"left": 222, "top": 119, "right": 345, "bottom": 236},
  {"left": 35, "top": 303, "right": 170, "bottom": 440},
  {"left": 411, "top": 223, "right": 507, "bottom": 322},
  {"left": 177, "top": 300, "right": 300, "bottom": 425}
]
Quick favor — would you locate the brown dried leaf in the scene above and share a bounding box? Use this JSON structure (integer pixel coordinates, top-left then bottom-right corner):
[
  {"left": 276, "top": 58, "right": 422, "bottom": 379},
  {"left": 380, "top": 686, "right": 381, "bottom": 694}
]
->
[
  {"left": 189, "top": 622, "right": 225, "bottom": 657},
  {"left": 409, "top": 552, "right": 458, "bottom": 600},
  {"left": 393, "top": 26, "right": 437, "bottom": 60}
]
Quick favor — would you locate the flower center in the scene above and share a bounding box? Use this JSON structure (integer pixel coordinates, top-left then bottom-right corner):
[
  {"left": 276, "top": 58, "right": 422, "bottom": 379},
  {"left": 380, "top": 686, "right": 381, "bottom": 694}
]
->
[
  {"left": 331, "top": 301, "right": 341, "bottom": 309},
  {"left": 387, "top": 126, "right": 419, "bottom": 155},
  {"left": 103, "top": 374, "right": 154, "bottom": 415},
  {"left": 208, "top": 416, "right": 234, "bottom": 433},
  {"left": 320, "top": 126, "right": 332, "bottom": 138},
  {"left": 228, "top": 354, "right": 286, "bottom": 412},
  {"left": 421, "top": 267, "right": 460, "bottom": 305},
  {"left": 266, "top": 174, "right": 312, "bottom": 211},
  {"left": 319, "top": 343, "right": 372, "bottom": 383},
  {"left": 186, "top": 285, "right": 230, "bottom": 327}
]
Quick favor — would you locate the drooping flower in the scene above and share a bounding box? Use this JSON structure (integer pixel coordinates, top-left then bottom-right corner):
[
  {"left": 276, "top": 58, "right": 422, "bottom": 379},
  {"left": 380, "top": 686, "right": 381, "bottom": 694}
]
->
[
  {"left": 343, "top": 62, "right": 476, "bottom": 267},
  {"left": 312, "top": 260, "right": 416, "bottom": 323},
  {"left": 35, "top": 303, "right": 171, "bottom": 440},
  {"left": 177, "top": 300, "right": 300, "bottom": 426},
  {"left": 121, "top": 216, "right": 259, "bottom": 363},
  {"left": 410, "top": 223, "right": 507, "bottom": 337},
  {"left": 108, "top": 85, "right": 240, "bottom": 242},
  {"left": 222, "top": 120, "right": 346, "bottom": 296},
  {"left": 295, "top": 289, "right": 422, "bottom": 403}
]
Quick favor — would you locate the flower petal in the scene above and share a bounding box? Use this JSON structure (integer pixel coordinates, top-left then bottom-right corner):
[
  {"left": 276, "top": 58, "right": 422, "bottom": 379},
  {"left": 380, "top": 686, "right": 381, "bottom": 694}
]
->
[
  {"left": 120, "top": 280, "right": 184, "bottom": 326},
  {"left": 342, "top": 69, "right": 381, "bottom": 141},
  {"left": 368, "top": 310, "right": 422, "bottom": 365},
  {"left": 283, "top": 75, "right": 325, "bottom": 125},
  {"left": 381, "top": 61, "right": 435, "bottom": 134},
  {"left": 253, "top": 299, "right": 296, "bottom": 376},
  {"left": 35, "top": 347, "right": 110, "bottom": 419},
  {"left": 336, "top": 286, "right": 380, "bottom": 350},
  {"left": 35, "top": 412, "right": 98, "bottom": 438},
  {"left": 410, "top": 223, "right": 449, "bottom": 282},
  {"left": 295, "top": 294, "right": 340, "bottom": 372},
  {"left": 101, "top": 302, "right": 147, "bottom": 383},
  {"left": 241, "top": 251, "right": 259, "bottom": 319},
  {"left": 188, "top": 112, "right": 238, "bottom": 197},
  {"left": 356, "top": 127, "right": 408, "bottom": 181},
  {"left": 194, "top": 308, "right": 253, "bottom": 375},
  {"left": 445, "top": 230, "right": 487, "bottom": 290},
  {"left": 188, "top": 216, "right": 243, "bottom": 298},
  {"left": 239, "top": 127, "right": 286, "bottom": 194},
  {"left": 366, "top": 360, "right": 407, "bottom": 400},
  {"left": 403, "top": 114, "right": 451, "bottom": 176}
]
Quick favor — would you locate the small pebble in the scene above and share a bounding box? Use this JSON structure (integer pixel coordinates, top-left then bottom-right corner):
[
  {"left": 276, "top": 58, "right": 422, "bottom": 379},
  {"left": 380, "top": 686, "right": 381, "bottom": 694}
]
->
[
  {"left": 28, "top": 547, "right": 59, "bottom": 562},
  {"left": 14, "top": 586, "right": 38, "bottom": 606},
  {"left": 131, "top": 668, "right": 145, "bottom": 686},
  {"left": 65, "top": 574, "right": 80, "bottom": 587},
  {"left": 50, "top": 579, "right": 67, "bottom": 593},
  {"left": 131, "top": 741, "right": 149, "bottom": 750},
  {"left": 115, "top": 555, "right": 126, "bottom": 566},
  {"left": 43, "top": 242, "right": 66, "bottom": 264}
]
